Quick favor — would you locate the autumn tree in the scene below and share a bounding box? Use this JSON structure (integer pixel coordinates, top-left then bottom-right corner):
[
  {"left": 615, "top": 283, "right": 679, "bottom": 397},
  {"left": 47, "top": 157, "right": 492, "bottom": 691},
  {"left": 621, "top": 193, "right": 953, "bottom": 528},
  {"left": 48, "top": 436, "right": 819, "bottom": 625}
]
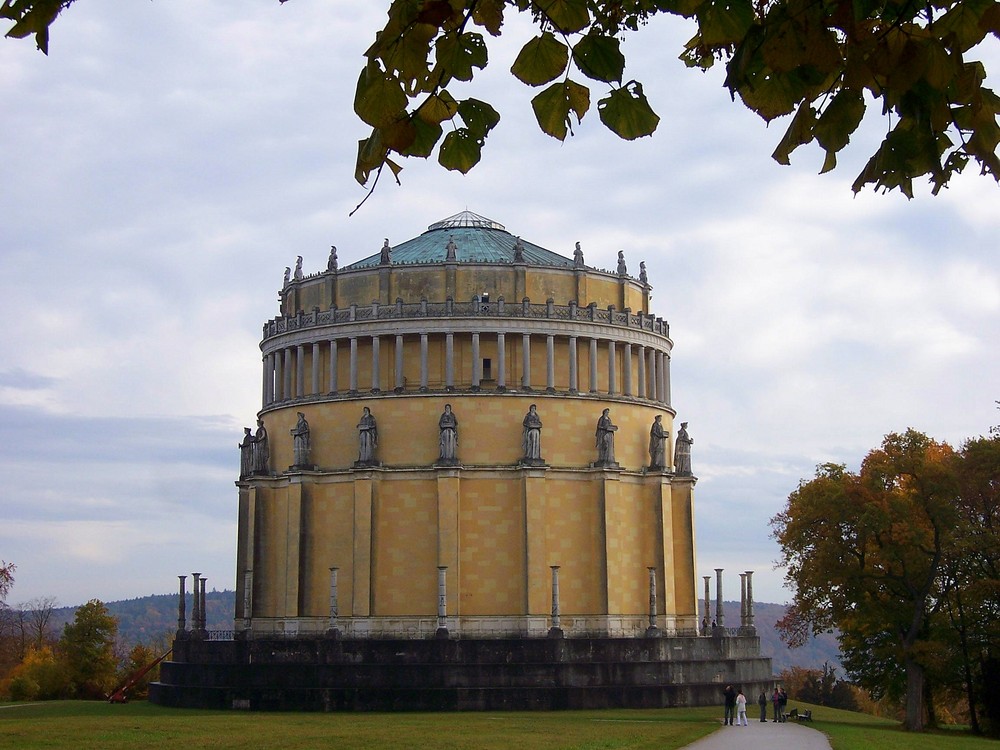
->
[
  {"left": 772, "top": 430, "right": 959, "bottom": 732},
  {"left": 4, "top": 1, "right": 997, "bottom": 198},
  {"left": 59, "top": 599, "right": 118, "bottom": 699}
]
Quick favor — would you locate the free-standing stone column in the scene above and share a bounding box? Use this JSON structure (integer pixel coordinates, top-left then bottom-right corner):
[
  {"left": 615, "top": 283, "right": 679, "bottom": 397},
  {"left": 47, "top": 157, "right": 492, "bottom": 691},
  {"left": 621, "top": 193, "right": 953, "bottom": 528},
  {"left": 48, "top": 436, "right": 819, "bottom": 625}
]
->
[
  {"left": 568, "top": 335, "right": 578, "bottom": 392},
  {"left": 548, "top": 565, "right": 563, "bottom": 638},
  {"left": 311, "top": 342, "right": 321, "bottom": 395},
  {"left": 657, "top": 352, "right": 667, "bottom": 404},
  {"left": 646, "top": 567, "right": 659, "bottom": 637},
  {"left": 273, "top": 352, "right": 283, "bottom": 401},
  {"left": 663, "top": 354, "right": 672, "bottom": 405},
  {"left": 395, "top": 335, "right": 404, "bottom": 391},
  {"left": 521, "top": 333, "right": 531, "bottom": 388},
  {"left": 243, "top": 570, "right": 253, "bottom": 631},
  {"left": 190, "top": 573, "right": 201, "bottom": 637},
  {"left": 740, "top": 572, "right": 748, "bottom": 627},
  {"left": 607, "top": 340, "right": 617, "bottom": 395},
  {"left": 703, "top": 575, "right": 711, "bottom": 635},
  {"left": 715, "top": 568, "right": 724, "bottom": 628},
  {"left": 349, "top": 337, "right": 359, "bottom": 393},
  {"left": 745, "top": 570, "right": 755, "bottom": 628},
  {"left": 496, "top": 332, "right": 506, "bottom": 389},
  {"left": 327, "top": 567, "right": 340, "bottom": 637},
  {"left": 436, "top": 566, "right": 449, "bottom": 638},
  {"left": 328, "top": 339, "right": 338, "bottom": 393},
  {"left": 648, "top": 348, "right": 658, "bottom": 402},
  {"left": 471, "top": 333, "right": 481, "bottom": 389},
  {"left": 261, "top": 358, "right": 270, "bottom": 407},
  {"left": 200, "top": 577, "right": 207, "bottom": 632},
  {"left": 177, "top": 575, "right": 187, "bottom": 634},
  {"left": 283, "top": 348, "right": 293, "bottom": 401},
  {"left": 295, "top": 345, "right": 305, "bottom": 398},
  {"left": 420, "top": 334, "right": 429, "bottom": 390},
  {"left": 623, "top": 343, "right": 633, "bottom": 396},
  {"left": 589, "top": 338, "right": 598, "bottom": 392},
  {"left": 546, "top": 335, "right": 555, "bottom": 392},
  {"left": 637, "top": 344, "right": 646, "bottom": 399},
  {"left": 371, "top": 335, "right": 381, "bottom": 392},
  {"left": 445, "top": 333, "right": 455, "bottom": 389}
]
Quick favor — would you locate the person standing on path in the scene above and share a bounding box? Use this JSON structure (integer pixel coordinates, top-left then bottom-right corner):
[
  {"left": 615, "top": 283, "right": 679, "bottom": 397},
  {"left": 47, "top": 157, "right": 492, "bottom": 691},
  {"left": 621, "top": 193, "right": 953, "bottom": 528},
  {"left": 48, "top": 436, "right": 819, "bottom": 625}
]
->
[
  {"left": 736, "top": 690, "right": 748, "bottom": 727},
  {"left": 758, "top": 690, "right": 768, "bottom": 722},
  {"left": 723, "top": 684, "right": 736, "bottom": 725},
  {"left": 772, "top": 687, "right": 781, "bottom": 722}
]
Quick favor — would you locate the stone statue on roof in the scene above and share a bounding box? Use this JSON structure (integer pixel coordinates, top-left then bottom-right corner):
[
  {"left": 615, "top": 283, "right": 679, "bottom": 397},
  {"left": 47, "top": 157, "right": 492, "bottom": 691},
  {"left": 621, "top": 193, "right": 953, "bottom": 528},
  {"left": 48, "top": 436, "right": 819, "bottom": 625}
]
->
[
  {"left": 294, "top": 255, "right": 304, "bottom": 280},
  {"left": 513, "top": 237, "right": 525, "bottom": 263},
  {"left": 446, "top": 235, "right": 458, "bottom": 261},
  {"left": 327, "top": 246, "right": 338, "bottom": 272},
  {"left": 282, "top": 266, "right": 291, "bottom": 287},
  {"left": 380, "top": 239, "right": 391, "bottom": 265},
  {"left": 640, "top": 261, "right": 648, "bottom": 285},
  {"left": 616, "top": 250, "right": 627, "bottom": 276},
  {"left": 574, "top": 242, "right": 584, "bottom": 268}
]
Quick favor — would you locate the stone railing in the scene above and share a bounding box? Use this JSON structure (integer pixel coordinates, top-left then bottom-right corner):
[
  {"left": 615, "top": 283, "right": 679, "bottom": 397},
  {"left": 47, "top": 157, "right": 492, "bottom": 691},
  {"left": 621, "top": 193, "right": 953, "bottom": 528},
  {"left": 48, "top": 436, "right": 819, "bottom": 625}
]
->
[{"left": 265, "top": 298, "right": 669, "bottom": 340}]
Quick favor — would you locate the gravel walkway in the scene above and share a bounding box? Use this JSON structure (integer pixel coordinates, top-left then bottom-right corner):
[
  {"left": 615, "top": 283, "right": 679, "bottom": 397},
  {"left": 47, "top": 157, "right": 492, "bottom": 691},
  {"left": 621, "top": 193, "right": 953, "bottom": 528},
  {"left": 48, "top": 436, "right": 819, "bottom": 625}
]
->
[{"left": 680, "top": 717, "right": 833, "bottom": 750}]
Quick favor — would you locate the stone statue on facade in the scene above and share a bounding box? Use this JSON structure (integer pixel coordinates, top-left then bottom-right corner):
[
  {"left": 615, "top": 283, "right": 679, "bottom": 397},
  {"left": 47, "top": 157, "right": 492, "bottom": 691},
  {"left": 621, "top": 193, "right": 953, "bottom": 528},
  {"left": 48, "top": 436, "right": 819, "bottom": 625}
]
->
[
  {"left": 616, "top": 250, "right": 627, "bottom": 276},
  {"left": 674, "top": 421, "right": 694, "bottom": 475},
  {"left": 639, "top": 261, "right": 648, "bottom": 285},
  {"left": 521, "top": 404, "right": 543, "bottom": 465},
  {"left": 573, "top": 242, "right": 584, "bottom": 268},
  {"left": 513, "top": 237, "right": 525, "bottom": 263},
  {"left": 445, "top": 235, "right": 458, "bottom": 262},
  {"left": 290, "top": 412, "right": 311, "bottom": 469},
  {"left": 594, "top": 408, "right": 618, "bottom": 466},
  {"left": 239, "top": 427, "right": 255, "bottom": 478},
  {"left": 438, "top": 404, "right": 458, "bottom": 463},
  {"left": 356, "top": 407, "right": 379, "bottom": 465},
  {"left": 648, "top": 414, "right": 668, "bottom": 471},
  {"left": 379, "top": 238, "right": 391, "bottom": 265},
  {"left": 282, "top": 266, "right": 291, "bottom": 287},
  {"left": 253, "top": 417, "right": 269, "bottom": 475},
  {"left": 327, "top": 245, "right": 338, "bottom": 272},
  {"left": 293, "top": 255, "right": 304, "bottom": 281}
]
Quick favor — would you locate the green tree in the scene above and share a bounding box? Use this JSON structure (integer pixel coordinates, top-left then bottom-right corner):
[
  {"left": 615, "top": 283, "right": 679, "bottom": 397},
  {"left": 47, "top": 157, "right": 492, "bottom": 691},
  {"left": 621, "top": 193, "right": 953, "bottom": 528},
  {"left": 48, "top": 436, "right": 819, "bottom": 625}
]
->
[
  {"left": 58, "top": 598, "right": 118, "bottom": 699},
  {"left": 772, "top": 430, "right": 960, "bottom": 731},
  {"left": 5, "top": 1, "right": 997, "bottom": 198}
]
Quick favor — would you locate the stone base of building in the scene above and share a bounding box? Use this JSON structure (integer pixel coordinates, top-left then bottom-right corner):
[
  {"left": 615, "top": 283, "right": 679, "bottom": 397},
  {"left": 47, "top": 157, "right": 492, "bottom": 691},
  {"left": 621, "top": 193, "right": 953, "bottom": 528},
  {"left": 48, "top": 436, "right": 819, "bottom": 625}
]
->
[{"left": 149, "top": 634, "right": 773, "bottom": 711}]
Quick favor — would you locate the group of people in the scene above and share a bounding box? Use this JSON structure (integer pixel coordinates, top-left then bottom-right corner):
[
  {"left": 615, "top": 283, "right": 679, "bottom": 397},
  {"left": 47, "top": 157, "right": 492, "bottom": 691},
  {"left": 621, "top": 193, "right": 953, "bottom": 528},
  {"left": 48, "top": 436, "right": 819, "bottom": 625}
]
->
[{"left": 723, "top": 685, "right": 789, "bottom": 726}]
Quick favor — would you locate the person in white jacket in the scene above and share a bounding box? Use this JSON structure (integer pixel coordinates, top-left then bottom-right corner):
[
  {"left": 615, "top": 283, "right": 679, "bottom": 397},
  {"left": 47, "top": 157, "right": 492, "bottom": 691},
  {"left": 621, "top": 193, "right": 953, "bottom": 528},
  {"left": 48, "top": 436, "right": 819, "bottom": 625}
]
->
[{"left": 735, "top": 689, "right": 749, "bottom": 726}]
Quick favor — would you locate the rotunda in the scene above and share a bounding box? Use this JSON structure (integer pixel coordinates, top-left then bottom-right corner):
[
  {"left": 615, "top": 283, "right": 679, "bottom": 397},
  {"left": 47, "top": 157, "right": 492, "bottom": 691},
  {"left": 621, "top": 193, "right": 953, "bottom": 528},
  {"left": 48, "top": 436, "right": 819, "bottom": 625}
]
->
[{"left": 238, "top": 210, "right": 695, "bottom": 639}]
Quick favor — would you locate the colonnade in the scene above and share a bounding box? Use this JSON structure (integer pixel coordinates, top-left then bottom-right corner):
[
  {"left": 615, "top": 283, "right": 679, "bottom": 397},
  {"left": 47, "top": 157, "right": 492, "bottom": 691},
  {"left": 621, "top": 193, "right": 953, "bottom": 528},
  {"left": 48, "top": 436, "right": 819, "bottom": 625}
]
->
[{"left": 261, "top": 331, "right": 671, "bottom": 407}]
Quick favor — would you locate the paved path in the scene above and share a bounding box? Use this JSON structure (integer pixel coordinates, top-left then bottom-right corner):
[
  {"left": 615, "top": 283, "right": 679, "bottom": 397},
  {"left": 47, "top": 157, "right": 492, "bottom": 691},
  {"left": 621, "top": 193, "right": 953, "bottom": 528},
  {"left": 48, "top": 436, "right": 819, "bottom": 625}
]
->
[{"left": 680, "top": 719, "right": 832, "bottom": 750}]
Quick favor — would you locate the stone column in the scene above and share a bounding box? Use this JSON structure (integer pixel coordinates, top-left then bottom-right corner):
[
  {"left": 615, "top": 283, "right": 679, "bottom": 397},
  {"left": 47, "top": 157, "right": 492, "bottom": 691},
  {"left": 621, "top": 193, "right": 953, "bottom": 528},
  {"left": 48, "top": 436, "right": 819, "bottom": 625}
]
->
[
  {"left": 283, "top": 348, "right": 293, "bottom": 401},
  {"left": 311, "top": 342, "right": 321, "bottom": 395},
  {"left": 740, "top": 572, "right": 748, "bottom": 627},
  {"left": 521, "top": 333, "right": 531, "bottom": 388},
  {"left": 646, "top": 567, "right": 659, "bottom": 636},
  {"left": 191, "top": 573, "right": 201, "bottom": 637},
  {"left": 568, "top": 335, "right": 578, "bottom": 392},
  {"left": 471, "top": 333, "right": 481, "bottom": 389},
  {"left": 445, "top": 333, "right": 454, "bottom": 389},
  {"left": 295, "top": 345, "right": 305, "bottom": 398},
  {"left": 715, "top": 568, "right": 724, "bottom": 628},
  {"left": 546, "top": 335, "right": 555, "bottom": 392},
  {"left": 637, "top": 344, "right": 646, "bottom": 399},
  {"left": 200, "top": 577, "right": 208, "bottom": 632},
  {"left": 243, "top": 570, "right": 253, "bottom": 631},
  {"left": 327, "top": 567, "right": 340, "bottom": 637},
  {"left": 349, "top": 337, "right": 359, "bottom": 393},
  {"left": 261, "top": 358, "right": 270, "bottom": 407},
  {"left": 648, "top": 348, "right": 658, "bottom": 402},
  {"left": 745, "top": 570, "right": 755, "bottom": 628},
  {"left": 496, "top": 332, "right": 506, "bottom": 389},
  {"left": 177, "top": 575, "right": 187, "bottom": 634},
  {"left": 395, "top": 335, "right": 404, "bottom": 391},
  {"left": 657, "top": 351, "right": 667, "bottom": 404},
  {"left": 548, "top": 565, "right": 563, "bottom": 637},
  {"left": 623, "top": 343, "right": 633, "bottom": 396},
  {"left": 420, "top": 333, "right": 429, "bottom": 391},
  {"left": 589, "top": 338, "right": 598, "bottom": 393},
  {"left": 328, "top": 339, "right": 338, "bottom": 393},
  {"left": 663, "top": 354, "right": 672, "bottom": 405},
  {"left": 703, "top": 575, "right": 711, "bottom": 635},
  {"left": 274, "top": 352, "right": 283, "bottom": 401},
  {"left": 436, "top": 566, "right": 449, "bottom": 638},
  {"left": 371, "top": 335, "right": 381, "bottom": 392},
  {"left": 607, "top": 340, "right": 617, "bottom": 395}
]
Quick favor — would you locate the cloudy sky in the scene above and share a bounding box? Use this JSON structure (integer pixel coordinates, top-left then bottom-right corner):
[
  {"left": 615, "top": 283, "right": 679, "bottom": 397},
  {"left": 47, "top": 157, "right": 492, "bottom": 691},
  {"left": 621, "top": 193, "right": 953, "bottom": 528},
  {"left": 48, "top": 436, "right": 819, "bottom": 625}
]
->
[{"left": 1, "top": 1, "right": 997, "bottom": 611}]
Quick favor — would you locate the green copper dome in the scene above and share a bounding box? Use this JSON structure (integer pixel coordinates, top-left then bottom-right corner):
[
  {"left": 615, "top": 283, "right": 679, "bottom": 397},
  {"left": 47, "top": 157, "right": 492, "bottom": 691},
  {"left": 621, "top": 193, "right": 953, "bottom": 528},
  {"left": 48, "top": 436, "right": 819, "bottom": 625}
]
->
[{"left": 344, "top": 210, "right": 576, "bottom": 269}]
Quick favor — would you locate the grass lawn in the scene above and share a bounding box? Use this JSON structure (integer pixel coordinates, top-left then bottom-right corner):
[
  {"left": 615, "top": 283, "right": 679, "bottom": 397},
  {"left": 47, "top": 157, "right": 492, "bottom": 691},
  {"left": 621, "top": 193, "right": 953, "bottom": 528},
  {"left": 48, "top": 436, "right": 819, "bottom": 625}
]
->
[{"left": 2, "top": 700, "right": 998, "bottom": 749}]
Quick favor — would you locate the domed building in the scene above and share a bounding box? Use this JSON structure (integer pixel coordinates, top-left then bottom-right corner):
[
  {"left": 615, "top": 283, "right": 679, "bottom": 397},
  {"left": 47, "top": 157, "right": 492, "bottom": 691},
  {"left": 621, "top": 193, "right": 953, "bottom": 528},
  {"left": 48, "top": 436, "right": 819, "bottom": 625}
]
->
[{"left": 151, "top": 211, "right": 772, "bottom": 710}]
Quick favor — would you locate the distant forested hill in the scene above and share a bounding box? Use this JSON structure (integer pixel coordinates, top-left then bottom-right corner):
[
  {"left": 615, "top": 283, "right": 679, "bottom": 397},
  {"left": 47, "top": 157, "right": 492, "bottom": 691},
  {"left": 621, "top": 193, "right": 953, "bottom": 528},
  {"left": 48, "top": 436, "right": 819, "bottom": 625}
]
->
[{"left": 46, "top": 593, "right": 841, "bottom": 675}]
